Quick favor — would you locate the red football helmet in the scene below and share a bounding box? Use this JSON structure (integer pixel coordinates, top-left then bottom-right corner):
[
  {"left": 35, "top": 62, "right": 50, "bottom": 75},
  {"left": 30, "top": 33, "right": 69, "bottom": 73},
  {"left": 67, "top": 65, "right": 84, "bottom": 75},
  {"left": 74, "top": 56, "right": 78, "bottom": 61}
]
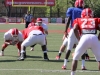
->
[
  {"left": 74, "top": 0, "right": 84, "bottom": 8},
  {"left": 81, "top": 8, "right": 93, "bottom": 18},
  {"left": 36, "top": 18, "right": 42, "bottom": 22},
  {"left": 11, "top": 28, "right": 19, "bottom": 36}
]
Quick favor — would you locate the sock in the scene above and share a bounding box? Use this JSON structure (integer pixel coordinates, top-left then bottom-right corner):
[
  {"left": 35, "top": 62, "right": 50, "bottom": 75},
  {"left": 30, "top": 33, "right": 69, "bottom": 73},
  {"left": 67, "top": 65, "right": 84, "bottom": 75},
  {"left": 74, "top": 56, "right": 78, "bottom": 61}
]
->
[
  {"left": 21, "top": 50, "right": 25, "bottom": 53},
  {"left": 64, "top": 59, "right": 68, "bottom": 66},
  {"left": 43, "top": 51, "right": 47, "bottom": 53},
  {"left": 59, "top": 50, "right": 62, "bottom": 53},
  {"left": 43, "top": 51, "right": 48, "bottom": 57},
  {"left": 58, "top": 51, "right": 62, "bottom": 57},
  {"left": 71, "top": 71, "right": 75, "bottom": 75},
  {"left": 81, "top": 60, "right": 85, "bottom": 67}
]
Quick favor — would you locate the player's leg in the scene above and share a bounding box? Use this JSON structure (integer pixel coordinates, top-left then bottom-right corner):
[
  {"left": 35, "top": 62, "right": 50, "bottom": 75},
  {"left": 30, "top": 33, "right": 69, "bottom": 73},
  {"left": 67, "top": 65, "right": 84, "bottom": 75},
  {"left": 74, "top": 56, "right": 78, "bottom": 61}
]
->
[
  {"left": 0, "top": 40, "right": 10, "bottom": 56},
  {"left": 18, "top": 35, "right": 37, "bottom": 60},
  {"left": 62, "top": 29, "right": 76, "bottom": 69},
  {"left": 56, "top": 37, "right": 67, "bottom": 60},
  {"left": 62, "top": 36, "right": 75, "bottom": 69},
  {"left": 16, "top": 42, "right": 21, "bottom": 56},
  {"left": 85, "top": 50, "right": 90, "bottom": 60},
  {"left": 41, "top": 45, "right": 49, "bottom": 60},
  {"left": 30, "top": 44, "right": 36, "bottom": 51},
  {"left": 91, "top": 36, "right": 100, "bottom": 70},
  {"left": 81, "top": 53, "right": 87, "bottom": 70},
  {"left": 71, "top": 35, "right": 89, "bottom": 75},
  {"left": 30, "top": 35, "right": 48, "bottom": 51},
  {"left": 39, "top": 34, "right": 49, "bottom": 60}
]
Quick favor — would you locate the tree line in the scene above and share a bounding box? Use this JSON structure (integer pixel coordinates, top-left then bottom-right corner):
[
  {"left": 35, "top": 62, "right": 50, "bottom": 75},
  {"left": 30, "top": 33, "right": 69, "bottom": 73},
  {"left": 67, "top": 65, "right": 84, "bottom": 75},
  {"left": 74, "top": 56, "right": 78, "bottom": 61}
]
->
[{"left": 0, "top": 0, "right": 100, "bottom": 18}]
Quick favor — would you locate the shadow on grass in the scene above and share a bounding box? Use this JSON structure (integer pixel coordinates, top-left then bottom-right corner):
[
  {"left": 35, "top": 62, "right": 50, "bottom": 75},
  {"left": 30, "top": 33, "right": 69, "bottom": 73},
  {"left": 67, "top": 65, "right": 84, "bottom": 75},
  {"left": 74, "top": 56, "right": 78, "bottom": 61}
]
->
[
  {"left": 86, "top": 59, "right": 96, "bottom": 62},
  {"left": 26, "top": 55, "right": 42, "bottom": 58},
  {"left": 46, "top": 59, "right": 64, "bottom": 62},
  {"left": 48, "top": 50, "right": 59, "bottom": 52},
  {"left": 86, "top": 69, "right": 99, "bottom": 71},
  {"left": 0, "top": 60, "right": 17, "bottom": 62}
]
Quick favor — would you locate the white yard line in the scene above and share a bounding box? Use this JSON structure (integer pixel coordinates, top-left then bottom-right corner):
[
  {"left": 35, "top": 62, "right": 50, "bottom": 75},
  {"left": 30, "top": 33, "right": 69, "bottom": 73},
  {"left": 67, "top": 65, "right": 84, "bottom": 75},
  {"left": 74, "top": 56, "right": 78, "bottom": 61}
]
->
[{"left": 0, "top": 68, "right": 99, "bottom": 73}]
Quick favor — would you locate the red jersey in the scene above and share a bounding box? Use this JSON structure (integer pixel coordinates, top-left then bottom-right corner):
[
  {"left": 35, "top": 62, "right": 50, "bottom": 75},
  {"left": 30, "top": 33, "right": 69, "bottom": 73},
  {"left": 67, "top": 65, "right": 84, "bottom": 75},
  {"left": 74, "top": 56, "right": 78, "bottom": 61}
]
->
[
  {"left": 28, "top": 22, "right": 35, "bottom": 28},
  {"left": 22, "top": 26, "right": 44, "bottom": 39},
  {"left": 73, "top": 18, "right": 100, "bottom": 34}
]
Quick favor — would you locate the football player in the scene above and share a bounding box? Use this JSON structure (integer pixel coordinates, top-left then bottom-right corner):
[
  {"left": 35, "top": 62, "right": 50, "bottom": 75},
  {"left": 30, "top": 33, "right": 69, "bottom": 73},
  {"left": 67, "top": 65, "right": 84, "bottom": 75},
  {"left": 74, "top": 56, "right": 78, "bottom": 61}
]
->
[
  {"left": 71, "top": 8, "right": 100, "bottom": 75},
  {"left": 18, "top": 24, "right": 49, "bottom": 60},
  {"left": 60, "top": 0, "right": 87, "bottom": 70},
  {"left": 0, "top": 28, "right": 24, "bottom": 56},
  {"left": 30, "top": 18, "right": 48, "bottom": 51}
]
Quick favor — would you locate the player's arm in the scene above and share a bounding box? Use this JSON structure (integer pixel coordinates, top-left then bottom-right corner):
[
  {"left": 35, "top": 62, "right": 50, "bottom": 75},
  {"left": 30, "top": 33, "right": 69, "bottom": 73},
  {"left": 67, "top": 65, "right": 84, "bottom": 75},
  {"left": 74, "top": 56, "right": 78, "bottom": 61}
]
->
[
  {"left": 73, "top": 24, "right": 80, "bottom": 41},
  {"left": 4, "top": 33, "right": 13, "bottom": 45},
  {"left": 97, "top": 19, "right": 100, "bottom": 40},
  {"left": 4, "top": 40, "right": 15, "bottom": 45},
  {"left": 97, "top": 24, "right": 100, "bottom": 40},
  {"left": 43, "top": 24, "right": 48, "bottom": 35},
  {"left": 44, "top": 30, "right": 48, "bottom": 35},
  {"left": 65, "top": 8, "right": 72, "bottom": 36},
  {"left": 65, "top": 17, "right": 71, "bottom": 32},
  {"left": 4, "top": 41, "right": 10, "bottom": 45}
]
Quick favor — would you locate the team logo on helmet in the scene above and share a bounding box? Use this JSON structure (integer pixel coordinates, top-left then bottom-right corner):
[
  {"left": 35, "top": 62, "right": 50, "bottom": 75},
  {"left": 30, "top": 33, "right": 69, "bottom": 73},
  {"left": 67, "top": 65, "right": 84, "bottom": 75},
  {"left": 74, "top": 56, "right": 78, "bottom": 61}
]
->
[
  {"left": 11, "top": 28, "right": 19, "bottom": 37},
  {"left": 75, "top": 0, "right": 84, "bottom": 8},
  {"left": 81, "top": 8, "right": 93, "bottom": 18}
]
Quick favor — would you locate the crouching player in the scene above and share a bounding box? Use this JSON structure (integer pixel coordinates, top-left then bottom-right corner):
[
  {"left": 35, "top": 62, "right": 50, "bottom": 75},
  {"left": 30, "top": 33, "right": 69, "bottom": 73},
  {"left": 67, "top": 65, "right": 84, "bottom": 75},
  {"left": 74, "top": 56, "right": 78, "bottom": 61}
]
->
[
  {"left": 0, "top": 28, "right": 24, "bottom": 56},
  {"left": 71, "top": 8, "right": 100, "bottom": 75},
  {"left": 18, "top": 23, "right": 49, "bottom": 60},
  {"left": 30, "top": 18, "right": 48, "bottom": 51}
]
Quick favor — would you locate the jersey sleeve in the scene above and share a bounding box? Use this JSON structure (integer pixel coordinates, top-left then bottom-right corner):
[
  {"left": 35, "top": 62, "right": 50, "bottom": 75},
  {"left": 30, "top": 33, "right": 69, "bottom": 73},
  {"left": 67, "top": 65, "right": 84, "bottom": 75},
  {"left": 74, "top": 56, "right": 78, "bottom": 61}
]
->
[
  {"left": 66, "top": 7, "right": 73, "bottom": 17},
  {"left": 18, "top": 31, "right": 24, "bottom": 42},
  {"left": 4, "top": 32, "right": 11, "bottom": 41},
  {"left": 42, "top": 23, "right": 48, "bottom": 31}
]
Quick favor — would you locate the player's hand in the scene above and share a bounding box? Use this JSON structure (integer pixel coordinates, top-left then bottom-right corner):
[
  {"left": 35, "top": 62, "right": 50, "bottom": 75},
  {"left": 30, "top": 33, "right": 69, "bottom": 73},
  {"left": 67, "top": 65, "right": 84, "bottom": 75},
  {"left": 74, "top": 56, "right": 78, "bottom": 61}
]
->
[
  {"left": 10, "top": 41, "right": 18, "bottom": 45},
  {"left": 64, "top": 32, "right": 68, "bottom": 37},
  {"left": 5, "top": 42, "right": 10, "bottom": 45}
]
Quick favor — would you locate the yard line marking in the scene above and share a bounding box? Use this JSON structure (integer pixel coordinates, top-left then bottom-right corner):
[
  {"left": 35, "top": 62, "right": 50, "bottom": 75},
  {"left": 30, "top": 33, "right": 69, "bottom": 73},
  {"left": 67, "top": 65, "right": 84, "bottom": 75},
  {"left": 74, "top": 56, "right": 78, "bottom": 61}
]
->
[{"left": 0, "top": 69, "right": 99, "bottom": 73}]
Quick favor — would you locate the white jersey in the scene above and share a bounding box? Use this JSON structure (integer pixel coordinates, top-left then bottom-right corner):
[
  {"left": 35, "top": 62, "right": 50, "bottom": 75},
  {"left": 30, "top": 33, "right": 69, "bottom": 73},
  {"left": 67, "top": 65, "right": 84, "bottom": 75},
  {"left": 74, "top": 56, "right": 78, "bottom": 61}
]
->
[
  {"left": 35, "top": 23, "right": 48, "bottom": 32},
  {"left": 4, "top": 29, "right": 24, "bottom": 42}
]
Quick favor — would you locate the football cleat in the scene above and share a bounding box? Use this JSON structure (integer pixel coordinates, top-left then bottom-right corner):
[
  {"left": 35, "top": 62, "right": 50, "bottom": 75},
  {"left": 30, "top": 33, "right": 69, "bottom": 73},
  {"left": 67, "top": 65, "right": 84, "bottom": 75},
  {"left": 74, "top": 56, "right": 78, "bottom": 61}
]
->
[
  {"left": 18, "top": 56, "right": 24, "bottom": 61},
  {"left": 81, "top": 66, "right": 87, "bottom": 70},
  {"left": 44, "top": 56, "right": 49, "bottom": 61},
  {"left": 18, "top": 52, "right": 26, "bottom": 61},
  {"left": 62, "top": 65, "right": 66, "bottom": 70},
  {"left": 0, "top": 51, "right": 4, "bottom": 56},
  {"left": 44, "top": 53, "right": 49, "bottom": 61},
  {"left": 56, "top": 55, "right": 60, "bottom": 60},
  {"left": 30, "top": 48, "right": 34, "bottom": 51}
]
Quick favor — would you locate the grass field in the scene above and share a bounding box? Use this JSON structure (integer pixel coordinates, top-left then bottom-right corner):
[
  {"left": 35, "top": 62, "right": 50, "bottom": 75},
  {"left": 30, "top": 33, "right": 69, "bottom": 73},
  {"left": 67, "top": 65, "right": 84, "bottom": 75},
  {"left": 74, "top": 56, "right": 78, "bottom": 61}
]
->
[{"left": 0, "top": 23, "right": 99, "bottom": 75}]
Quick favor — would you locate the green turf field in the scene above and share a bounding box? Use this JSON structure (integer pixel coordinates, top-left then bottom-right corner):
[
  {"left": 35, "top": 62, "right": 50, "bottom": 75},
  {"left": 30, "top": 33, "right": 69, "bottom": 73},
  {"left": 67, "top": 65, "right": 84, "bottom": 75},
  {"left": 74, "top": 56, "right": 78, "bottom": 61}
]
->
[{"left": 0, "top": 23, "right": 99, "bottom": 75}]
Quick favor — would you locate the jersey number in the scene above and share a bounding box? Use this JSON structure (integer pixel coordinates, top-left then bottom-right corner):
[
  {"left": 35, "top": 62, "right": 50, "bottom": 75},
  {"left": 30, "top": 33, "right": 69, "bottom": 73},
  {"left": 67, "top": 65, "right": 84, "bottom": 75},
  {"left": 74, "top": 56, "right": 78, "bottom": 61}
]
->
[{"left": 81, "top": 19, "right": 95, "bottom": 28}]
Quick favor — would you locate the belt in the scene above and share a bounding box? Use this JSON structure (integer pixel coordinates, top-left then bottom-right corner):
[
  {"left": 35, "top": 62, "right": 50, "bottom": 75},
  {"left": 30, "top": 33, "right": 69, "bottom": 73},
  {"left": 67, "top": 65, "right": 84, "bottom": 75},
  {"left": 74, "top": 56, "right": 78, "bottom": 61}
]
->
[{"left": 33, "top": 34, "right": 42, "bottom": 35}]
